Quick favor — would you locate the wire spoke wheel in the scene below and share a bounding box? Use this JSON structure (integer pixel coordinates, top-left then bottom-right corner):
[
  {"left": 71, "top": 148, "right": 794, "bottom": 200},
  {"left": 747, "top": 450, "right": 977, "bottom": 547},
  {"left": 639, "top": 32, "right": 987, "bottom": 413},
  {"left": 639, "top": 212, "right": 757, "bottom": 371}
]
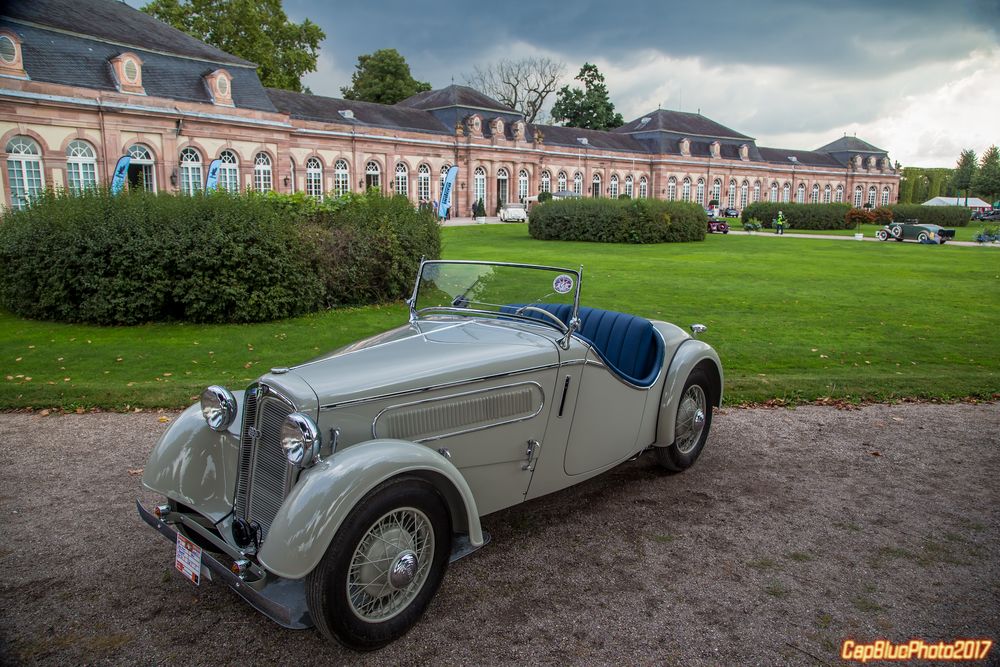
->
[
  {"left": 674, "top": 384, "right": 707, "bottom": 455},
  {"left": 347, "top": 507, "right": 435, "bottom": 623}
]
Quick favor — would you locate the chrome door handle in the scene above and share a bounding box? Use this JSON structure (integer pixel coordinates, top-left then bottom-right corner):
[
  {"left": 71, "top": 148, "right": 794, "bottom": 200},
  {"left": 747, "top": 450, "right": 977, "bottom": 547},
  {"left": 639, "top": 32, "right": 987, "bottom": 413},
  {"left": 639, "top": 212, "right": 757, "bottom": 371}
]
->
[{"left": 522, "top": 439, "right": 541, "bottom": 471}]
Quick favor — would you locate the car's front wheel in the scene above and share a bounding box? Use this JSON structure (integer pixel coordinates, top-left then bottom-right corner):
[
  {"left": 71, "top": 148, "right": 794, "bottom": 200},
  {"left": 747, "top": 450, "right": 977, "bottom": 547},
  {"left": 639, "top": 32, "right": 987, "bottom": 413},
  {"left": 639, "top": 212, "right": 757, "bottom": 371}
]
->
[
  {"left": 876, "top": 229, "right": 889, "bottom": 241},
  {"left": 306, "top": 477, "right": 451, "bottom": 650},
  {"left": 917, "top": 231, "right": 929, "bottom": 243},
  {"left": 656, "top": 369, "right": 714, "bottom": 471}
]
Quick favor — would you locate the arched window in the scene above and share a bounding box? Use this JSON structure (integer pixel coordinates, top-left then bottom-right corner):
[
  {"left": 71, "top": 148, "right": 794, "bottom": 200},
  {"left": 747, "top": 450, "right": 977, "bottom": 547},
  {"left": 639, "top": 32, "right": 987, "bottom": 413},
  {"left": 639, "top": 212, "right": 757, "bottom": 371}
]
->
[
  {"left": 216, "top": 150, "right": 239, "bottom": 192},
  {"left": 557, "top": 171, "right": 567, "bottom": 192},
  {"left": 497, "top": 167, "right": 509, "bottom": 205},
  {"left": 810, "top": 184, "right": 819, "bottom": 204},
  {"left": 179, "top": 147, "right": 203, "bottom": 195},
  {"left": 518, "top": 169, "right": 529, "bottom": 201},
  {"left": 127, "top": 144, "right": 156, "bottom": 192},
  {"left": 727, "top": 179, "right": 736, "bottom": 208},
  {"left": 417, "top": 164, "right": 431, "bottom": 202},
  {"left": 625, "top": 175, "right": 634, "bottom": 198},
  {"left": 540, "top": 170, "right": 551, "bottom": 193},
  {"left": 254, "top": 152, "right": 272, "bottom": 192},
  {"left": 5, "top": 136, "right": 43, "bottom": 210},
  {"left": 739, "top": 180, "right": 748, "bottom": 209},
  {"left": 609, "top": 174, "right": 619, "bottom": 199},
  {"left": 823, "top": 184, "right": 832, "bottom": 204},
  {"left": 867, "top": 186, "right": 877, "bottom": 208},
  {"left": 394, "top": 162, "right": 409, "bottom": 197},
  {"left": 573, "top": 172, "right": 583, "bottom": 196},
  {"left": 66, "top": 140, "right": 97, "bottom": 194},
  {"left": 682, "top": 177, "right": 692, "bottom": 202},
  {"left": 591, "top": 172, "right": 601, "bottom": 197},
  {"left": 306, "top": 157, "right": 323, "bottom": 200},
  {"left": 696, "top": 178, "right": 705, "bottom": 205},
  {"left": 666, "top": 177, "right": 677, "bottom": 201},
  {"left": 365, "top": 160, "right": 381, "bottom": 191},
  {"left": 769, "top": 181, "right": 778, "bottom": 202},
  {"left": 712, "top": 178, "right": 721, "bottom": 203},
  {"left": 473, "top": 166, "right": 487, "bottom": 209},
  {"left": 752, "top": 180, "right": 761, "bottom": 203},
  {"left": 835, "top": 184, "right": 844, "bottom": 203},
  {"left": 782, "top": 182, "right": 790, "bottom": 203},
  {"left": 853, "top": 185, "right": 863, "bottom": 208},
  {"left": 334, "top": 159, "right": 350, "bottom": 196},
  {"left": 639, "top": 176, "right": 648, "bottom": 199},
  {"left": 796, "top": 182, "right": 805, "bottom": 204},
  {"left": 881, "top": 186, "right": 891, "bottom": 207}
]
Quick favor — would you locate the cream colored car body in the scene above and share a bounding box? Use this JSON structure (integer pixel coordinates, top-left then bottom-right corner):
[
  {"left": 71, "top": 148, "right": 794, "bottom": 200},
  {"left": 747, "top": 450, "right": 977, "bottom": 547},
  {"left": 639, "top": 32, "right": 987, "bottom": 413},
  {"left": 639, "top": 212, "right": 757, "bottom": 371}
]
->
[{"left": 140, "top": 261, "right": 722, "bottom": 629}]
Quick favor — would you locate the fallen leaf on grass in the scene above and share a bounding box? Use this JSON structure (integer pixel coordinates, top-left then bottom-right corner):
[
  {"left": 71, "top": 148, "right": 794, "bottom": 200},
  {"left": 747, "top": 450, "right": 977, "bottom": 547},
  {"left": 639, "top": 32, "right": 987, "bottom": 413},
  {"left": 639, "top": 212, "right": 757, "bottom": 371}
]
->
[
  {"left": 158, "top": 416, "right": 170, "bottom": 423},
  {"left": 891, "top": 417, "right": 904, "bottom": 422},
  {"left": 39, "top": 409, "right": 50, "bottom": 417},
  {"left": 75, "top": 407, "right": 85, "bottom": 414},
  {"left": 870, "top": 451, "right": 882, "bottom": 457}
]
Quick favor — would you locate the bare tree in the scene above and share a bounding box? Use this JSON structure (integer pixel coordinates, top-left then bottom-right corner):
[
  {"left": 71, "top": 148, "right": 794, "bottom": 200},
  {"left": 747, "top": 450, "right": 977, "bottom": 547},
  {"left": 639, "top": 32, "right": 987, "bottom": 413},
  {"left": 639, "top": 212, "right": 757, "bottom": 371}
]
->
[{"left": 464, "top": 57, "right": 565, "bottom": 124}]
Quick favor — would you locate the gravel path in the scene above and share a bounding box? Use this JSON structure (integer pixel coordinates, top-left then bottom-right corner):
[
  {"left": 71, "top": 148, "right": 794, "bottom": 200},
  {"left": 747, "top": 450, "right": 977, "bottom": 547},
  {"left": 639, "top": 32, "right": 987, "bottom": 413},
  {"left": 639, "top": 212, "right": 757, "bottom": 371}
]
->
[{"left": 1, "top": 403, "right": 998, "bottom": 666}]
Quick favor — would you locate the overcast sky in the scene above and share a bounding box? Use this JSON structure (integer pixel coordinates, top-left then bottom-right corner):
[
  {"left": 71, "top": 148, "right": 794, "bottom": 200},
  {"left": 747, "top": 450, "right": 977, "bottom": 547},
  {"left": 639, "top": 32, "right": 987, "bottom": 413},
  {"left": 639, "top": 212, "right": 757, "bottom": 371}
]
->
[{"left": 151, "top": 0, "right": 1000, "bottom": 167}]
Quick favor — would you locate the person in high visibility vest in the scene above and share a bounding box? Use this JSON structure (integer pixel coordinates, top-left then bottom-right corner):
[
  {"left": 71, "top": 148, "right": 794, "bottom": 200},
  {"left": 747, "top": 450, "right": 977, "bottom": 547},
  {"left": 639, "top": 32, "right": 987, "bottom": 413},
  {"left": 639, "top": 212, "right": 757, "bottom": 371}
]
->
[{"left": 776, "top": 210, "right": 786, "bottom": 235}]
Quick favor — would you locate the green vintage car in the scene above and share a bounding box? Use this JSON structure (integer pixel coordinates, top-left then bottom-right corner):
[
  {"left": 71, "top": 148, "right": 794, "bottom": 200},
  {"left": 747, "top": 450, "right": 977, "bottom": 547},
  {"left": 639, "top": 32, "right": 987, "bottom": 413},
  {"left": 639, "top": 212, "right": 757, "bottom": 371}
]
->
[
  {"left": 875, "top": 219, "right": 956, "bottom": 244},
  {"left": 138, "top": 260, "right": 723, "bottom": 649}
]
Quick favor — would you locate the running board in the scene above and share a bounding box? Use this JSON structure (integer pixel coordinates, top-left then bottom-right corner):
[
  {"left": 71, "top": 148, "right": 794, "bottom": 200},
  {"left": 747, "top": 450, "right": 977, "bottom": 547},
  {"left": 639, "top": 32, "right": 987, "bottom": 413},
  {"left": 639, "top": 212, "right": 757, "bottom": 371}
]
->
[{"left": 450, "top": 530, "right": 491, "bottom": 562}]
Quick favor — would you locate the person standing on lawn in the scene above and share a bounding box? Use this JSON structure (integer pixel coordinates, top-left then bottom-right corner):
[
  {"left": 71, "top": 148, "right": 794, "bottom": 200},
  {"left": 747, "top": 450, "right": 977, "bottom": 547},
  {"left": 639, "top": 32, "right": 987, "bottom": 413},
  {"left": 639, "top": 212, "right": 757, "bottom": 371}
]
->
[{"left": 776, "top": 210, "right": 786, "bottom": 235}]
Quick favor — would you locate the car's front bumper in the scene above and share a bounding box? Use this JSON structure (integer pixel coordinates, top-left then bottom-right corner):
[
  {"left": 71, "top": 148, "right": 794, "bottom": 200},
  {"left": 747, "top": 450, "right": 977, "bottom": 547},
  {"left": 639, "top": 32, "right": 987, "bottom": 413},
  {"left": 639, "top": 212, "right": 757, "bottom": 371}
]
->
[{"left": 136, "top": 500, "right": 313, "bottom": 630}]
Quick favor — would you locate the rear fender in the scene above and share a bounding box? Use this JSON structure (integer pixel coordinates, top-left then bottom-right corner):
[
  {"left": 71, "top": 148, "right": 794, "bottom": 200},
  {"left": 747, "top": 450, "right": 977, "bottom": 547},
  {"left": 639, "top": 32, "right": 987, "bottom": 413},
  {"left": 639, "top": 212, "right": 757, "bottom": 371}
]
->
[
  {"left": 257, "top": 439, "right": 482, "bottom": 580},
  {"left": 653, "top": 341, "right": 723, "bottom": 447}
]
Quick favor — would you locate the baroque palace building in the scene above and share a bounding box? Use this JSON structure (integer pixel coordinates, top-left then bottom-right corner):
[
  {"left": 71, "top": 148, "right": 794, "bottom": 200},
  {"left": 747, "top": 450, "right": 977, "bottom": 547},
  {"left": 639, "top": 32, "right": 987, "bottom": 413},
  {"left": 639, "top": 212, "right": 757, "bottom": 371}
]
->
[{"left": 0, "top": 0, "right": 900, "bottom": 215}]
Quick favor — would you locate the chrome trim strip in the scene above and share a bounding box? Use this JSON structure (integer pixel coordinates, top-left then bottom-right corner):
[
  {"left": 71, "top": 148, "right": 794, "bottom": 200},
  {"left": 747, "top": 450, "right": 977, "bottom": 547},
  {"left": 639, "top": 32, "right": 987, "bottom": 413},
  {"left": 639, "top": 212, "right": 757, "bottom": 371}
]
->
[
  {"left": 320, "top": 362, "right": 560, "bottom": 411},
  {"left": 371, "top": 381, "right": 545, "bottom": 443}
]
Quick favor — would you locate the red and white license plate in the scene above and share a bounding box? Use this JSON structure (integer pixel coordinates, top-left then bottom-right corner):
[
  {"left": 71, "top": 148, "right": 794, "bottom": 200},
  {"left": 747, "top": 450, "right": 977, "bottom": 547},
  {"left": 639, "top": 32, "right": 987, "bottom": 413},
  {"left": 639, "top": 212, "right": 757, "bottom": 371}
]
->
[{"left": 175, "top": 533, "right": 203, "bottom": 586}]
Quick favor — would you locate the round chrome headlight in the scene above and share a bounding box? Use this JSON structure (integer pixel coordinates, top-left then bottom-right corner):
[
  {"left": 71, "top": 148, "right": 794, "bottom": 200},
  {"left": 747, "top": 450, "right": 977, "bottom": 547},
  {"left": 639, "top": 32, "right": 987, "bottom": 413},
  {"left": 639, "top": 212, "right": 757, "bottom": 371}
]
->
[
  {"left": 281, "top": 412, "right": 321, "bottom": 468},
  {"left": 200, "top": 385, "right": 237, "bottom": 432}
]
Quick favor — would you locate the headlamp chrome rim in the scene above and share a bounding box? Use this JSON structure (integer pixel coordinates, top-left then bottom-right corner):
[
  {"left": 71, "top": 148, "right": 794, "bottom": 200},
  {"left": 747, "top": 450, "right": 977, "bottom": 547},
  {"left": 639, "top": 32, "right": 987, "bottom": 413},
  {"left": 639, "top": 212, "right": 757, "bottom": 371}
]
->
[
  {"left": 200, "top": 385, "right": 237, "bottom": 432},
  {"left": 281, "top": 412, "right": 321, "bottom": 469}
]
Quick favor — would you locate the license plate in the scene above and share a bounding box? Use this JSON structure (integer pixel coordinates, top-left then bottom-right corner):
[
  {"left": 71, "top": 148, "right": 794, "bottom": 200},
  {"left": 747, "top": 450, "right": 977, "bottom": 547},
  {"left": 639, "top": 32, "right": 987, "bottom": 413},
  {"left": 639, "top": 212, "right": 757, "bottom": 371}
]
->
[{"left": 175, "top": 533, "right": 203, "bottom": 586}]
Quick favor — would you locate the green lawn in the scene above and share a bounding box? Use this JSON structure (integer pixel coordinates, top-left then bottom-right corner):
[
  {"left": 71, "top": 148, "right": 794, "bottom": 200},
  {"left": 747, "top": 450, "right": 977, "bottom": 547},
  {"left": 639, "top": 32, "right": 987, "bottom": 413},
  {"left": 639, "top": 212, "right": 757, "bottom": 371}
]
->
[{"left": 2, "top": 225, "right": 997, "bottom": 408}]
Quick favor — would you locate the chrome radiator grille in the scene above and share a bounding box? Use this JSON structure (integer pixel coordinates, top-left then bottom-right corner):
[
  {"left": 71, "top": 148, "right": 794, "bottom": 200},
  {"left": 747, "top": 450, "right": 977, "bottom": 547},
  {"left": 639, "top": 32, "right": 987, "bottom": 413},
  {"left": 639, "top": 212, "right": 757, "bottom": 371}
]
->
[{"left": 235, "top": 385, "right": 295, "bottom": 540}]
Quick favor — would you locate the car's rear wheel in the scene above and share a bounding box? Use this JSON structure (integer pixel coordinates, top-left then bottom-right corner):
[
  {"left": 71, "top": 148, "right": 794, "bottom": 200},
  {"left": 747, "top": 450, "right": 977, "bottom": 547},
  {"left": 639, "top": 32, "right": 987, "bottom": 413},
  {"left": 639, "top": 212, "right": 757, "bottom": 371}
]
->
[
  {"left": 656, "top": 369, "right": 714, "bottom": 472},
  {"left": 306, "top": 478, "right": 451, "bottom": 650}
]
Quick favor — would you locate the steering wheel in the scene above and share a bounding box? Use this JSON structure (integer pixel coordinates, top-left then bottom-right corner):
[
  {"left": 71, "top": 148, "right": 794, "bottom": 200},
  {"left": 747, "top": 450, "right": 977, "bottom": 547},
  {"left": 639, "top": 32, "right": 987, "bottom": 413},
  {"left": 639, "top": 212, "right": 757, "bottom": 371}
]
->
[{"left": 513, "top": 305, "right": 569, "bottom": 333}]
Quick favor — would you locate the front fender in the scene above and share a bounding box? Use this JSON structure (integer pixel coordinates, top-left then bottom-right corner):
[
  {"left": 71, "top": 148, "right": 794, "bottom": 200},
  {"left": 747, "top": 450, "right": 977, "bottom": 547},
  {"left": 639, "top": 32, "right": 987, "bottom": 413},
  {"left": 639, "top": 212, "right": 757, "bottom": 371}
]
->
[
  {"left": 257, "top": 439, "right": 483, "bottom": 580},
  {"left": 141, "top": 392, "right": 244, "bottom": 523},
  {"left": 654, "top": 340, "right": 723, "bottom": 447}
]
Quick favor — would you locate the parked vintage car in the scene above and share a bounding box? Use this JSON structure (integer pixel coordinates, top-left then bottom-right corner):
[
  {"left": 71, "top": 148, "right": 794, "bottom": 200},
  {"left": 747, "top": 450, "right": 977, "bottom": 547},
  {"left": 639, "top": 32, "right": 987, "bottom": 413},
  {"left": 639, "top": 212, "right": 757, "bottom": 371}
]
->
[
  {"left": 875, "top": 220, "right": 956, "bottom": 244},
  {"left": 980, "top": 209, "right": 1000, "bottom": 221},
  {"left": 138, "top": 260, "right": 723, "bottom": 650},
  {"left": 719, "top": 207, "right": 740, "bottom": 218},
  {"left": 708, "top": 219, "right": 730, "bottom": 234},
  {"left": 498, "top": 202, "right": 528, "bottom": 222}
]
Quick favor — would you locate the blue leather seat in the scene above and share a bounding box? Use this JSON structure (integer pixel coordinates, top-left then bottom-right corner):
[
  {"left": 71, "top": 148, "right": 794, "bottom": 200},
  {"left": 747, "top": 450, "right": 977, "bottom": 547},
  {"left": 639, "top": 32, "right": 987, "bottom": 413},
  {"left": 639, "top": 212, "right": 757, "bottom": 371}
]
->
[{"left": 502, "top": 303, "right": 664, "bottom": 387}]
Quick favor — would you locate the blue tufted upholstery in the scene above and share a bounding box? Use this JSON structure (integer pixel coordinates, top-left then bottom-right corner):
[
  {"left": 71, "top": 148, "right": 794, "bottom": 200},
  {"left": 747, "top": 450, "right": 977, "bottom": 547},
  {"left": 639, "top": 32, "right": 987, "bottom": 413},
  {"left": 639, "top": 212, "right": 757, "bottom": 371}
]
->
[{"left": 502, "top": 303, "right": 664, "bottom": 387}]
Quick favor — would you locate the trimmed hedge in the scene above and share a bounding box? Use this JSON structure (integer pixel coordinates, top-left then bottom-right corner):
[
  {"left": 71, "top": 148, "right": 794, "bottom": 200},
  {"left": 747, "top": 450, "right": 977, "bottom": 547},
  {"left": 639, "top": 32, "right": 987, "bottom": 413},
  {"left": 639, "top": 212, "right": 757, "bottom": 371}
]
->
[
  {"left": 528, "top": 198, "right": 705, "bottom": 243},
  {"left": 889, "top": 204, "right": 970, "bottom": 227},
  {"left": 741, "top": 202, "right": 853, "bottom": 230},
  {"left": 0, "top": 189, "right": 439, "bottom": 324}
]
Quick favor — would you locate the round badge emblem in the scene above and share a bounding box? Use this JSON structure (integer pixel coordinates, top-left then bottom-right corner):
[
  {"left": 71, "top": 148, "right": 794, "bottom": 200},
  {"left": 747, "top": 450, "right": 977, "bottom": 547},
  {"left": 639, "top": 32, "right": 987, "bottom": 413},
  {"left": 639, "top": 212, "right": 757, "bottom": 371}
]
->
[{"left": 553, "top": 274, "right": 574, "bottom": 294}]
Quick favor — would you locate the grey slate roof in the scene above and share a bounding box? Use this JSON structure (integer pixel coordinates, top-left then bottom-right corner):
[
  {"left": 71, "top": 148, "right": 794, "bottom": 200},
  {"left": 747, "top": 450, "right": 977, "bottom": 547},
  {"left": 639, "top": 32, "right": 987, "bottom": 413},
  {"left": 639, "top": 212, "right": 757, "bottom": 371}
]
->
[
  {"left": 815, "top": 135, "right": 886, "bottom": 154},
  {"left": 2, "top": 19, "right": 277, "bottom": 112},
  {"left": 615, "top": 109, "right": 752, "bottom": 140},
  {"left": 528, "top": 123, "right": 650, "bottom": 153},
  {"left": 1, "top": 0, "right": 253, "bottom": 67},
  {"left": 757, "top": 147, "right": 845, "bottom": 168},
  {"left": 266, "top": 89, "right": 451, "bottom": 134},
  {"left": 397, "top": 85, "right": 516, "bottom": 113}
]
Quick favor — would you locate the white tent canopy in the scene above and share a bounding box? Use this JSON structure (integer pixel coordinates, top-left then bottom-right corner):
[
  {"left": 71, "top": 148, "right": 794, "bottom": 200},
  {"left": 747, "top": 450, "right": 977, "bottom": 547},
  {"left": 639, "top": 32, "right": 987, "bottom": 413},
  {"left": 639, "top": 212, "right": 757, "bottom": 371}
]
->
[{"left": 922, "top": 196, "right": 991, "bottom": 208}]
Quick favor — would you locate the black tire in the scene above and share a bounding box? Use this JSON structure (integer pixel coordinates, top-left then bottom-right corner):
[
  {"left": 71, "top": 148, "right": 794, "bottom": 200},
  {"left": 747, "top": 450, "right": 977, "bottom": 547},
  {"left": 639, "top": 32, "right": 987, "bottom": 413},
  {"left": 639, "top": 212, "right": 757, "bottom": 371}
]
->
[
  {"left": 306, "top": 477, "right": 451, "bottom": 650},
  {"left": 656, "top": 369, "right": 714, "bottom": 472},
  {"left": 876, "top": 230, "right": 888, "bottom": 241}
]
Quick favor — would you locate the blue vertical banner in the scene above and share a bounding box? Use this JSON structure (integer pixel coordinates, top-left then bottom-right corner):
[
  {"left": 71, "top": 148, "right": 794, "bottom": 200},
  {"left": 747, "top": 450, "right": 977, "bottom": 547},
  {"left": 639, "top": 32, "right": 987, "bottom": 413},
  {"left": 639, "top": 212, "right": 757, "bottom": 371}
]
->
[
  {"left": 110, "top": 155, "right": 130, "bottom": 194},
  {"left": 437, "top": 165, "right": 459, "bottom": 220},
  {"left": 205, "top": 159, "right": 222, "bottom": 190}
]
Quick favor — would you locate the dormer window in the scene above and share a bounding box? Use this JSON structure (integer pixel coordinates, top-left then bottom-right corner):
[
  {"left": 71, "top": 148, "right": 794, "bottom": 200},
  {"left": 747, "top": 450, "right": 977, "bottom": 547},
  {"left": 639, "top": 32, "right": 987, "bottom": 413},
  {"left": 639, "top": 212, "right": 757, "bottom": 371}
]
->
[
  {"left": 110, "top": 52, "right": 145, "bottom": 95},
  {"left": 679, "top": 138, "right": 690, "bottom": 156},
  {"left": 739, "top": 144, "right": 749, "bottom": 161},
  {"left": 204, "top": 69, "right": 233, "bottom": 106},
  {"left": 512, "top": 121, "right": 525, "bottom": 141},
  {"left": 465, "top": 114, "right": 483, "bottom": 138},
  {"left": 710, "top": 141, "right": 721, "bottom": 159},
  {"left": 491, "top": 118, "right": 504, "bottom": 137},
  {"left": 0, "top": 29, "right": 28, "bottom": 80}
]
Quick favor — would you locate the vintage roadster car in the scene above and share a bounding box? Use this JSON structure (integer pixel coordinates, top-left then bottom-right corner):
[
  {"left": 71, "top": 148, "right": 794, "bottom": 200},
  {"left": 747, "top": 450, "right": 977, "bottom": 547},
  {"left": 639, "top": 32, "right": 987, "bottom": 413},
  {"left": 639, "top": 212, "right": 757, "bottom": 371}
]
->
[
  {"left": 708, "top": 219, "right": 730, "bottom": 234},
  {"left": 138, "top": 260, "right": 722, "bottom": 650},
  {"left": 875, "top": 220, "right": 956, "bottom": 244},
  {"left": 498, "top": 202, "right": 528, "bottom": 222}
]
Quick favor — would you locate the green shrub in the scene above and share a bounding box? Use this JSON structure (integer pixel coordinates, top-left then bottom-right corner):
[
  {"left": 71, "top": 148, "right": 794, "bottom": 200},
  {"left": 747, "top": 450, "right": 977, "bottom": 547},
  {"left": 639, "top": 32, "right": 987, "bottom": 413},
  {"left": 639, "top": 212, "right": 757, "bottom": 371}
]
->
[
  {"left": 741, "top": 202, "right": 853, "bottom": 230},
  {"left": 528, "top": 198, "right": 705, "bottom": 244},
  {"left": 537, "top": 191, "right": 553, "bottom": 204},
  {"left": 889, "top": 204, "right": 970, "bottom": 227},
  {"left": 872, "top": 207, "right": 894, "bottom": 224},
  {"left": 0, "top": 188, "right": 439, "bottom": 324}
]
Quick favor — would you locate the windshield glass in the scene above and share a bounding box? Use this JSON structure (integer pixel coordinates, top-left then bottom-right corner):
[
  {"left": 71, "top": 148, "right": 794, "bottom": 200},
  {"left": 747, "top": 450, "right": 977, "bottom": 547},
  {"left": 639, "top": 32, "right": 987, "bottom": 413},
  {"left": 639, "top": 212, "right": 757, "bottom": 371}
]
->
[{"left": 413, "top": 261, "right": 580, "bottom": 328}]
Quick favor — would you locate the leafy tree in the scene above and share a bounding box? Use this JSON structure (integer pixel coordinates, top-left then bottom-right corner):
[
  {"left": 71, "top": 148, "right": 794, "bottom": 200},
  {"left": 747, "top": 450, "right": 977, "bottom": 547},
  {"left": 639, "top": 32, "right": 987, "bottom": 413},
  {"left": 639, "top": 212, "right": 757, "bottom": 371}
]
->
[
  {"left": 951, "top": 149, "right": 977, "bottom": 205},
  {"left": 551, "top": 63, "right": 624, "bottom": 130},
  {"left": 142, "top": 0, "right": 324, "bottom": 92},
  {"left": 973, "top": 145, "right": 1000, "bottom": 204},
  {"left": 463, "top": 57, "right": 564, "bottom": 124},
  {"left": 341, "top": 49, "right": 430, "bottom": 105}
]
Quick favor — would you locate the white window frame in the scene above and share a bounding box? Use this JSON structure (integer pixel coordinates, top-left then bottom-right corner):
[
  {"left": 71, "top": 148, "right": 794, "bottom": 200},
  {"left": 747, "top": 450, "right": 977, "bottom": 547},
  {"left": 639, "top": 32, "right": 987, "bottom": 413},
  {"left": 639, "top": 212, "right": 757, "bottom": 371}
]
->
[
  {"left": 334, "top": 159, "right": 350, "bottom": 196},
  {"left": 854, "top": 186, "right": 863, "bottom": 208},
  {"left": 727, "top": 179, "right": 736, "bottom": 208},
  {"left": 796, "top": 183, "right": 805, "bottom": 204},
  {"left": 868, "top": 186, "right": 877, "bottom": 208},
  {"left": 66, "top": 140, "right": 97, "bottom": 194},
  {"left": 609, "top": 174, "right": 619, "bottom": 199},
  {"left": 639, "top": 176, "right": 648, "bottom": 199},
  {"left": 712, "top": 179, "right": 721, "bottom": 203},
  {"left": 881, "top": 186, "right": 890, "bottom": 207},
  {"left": 835, "top": 184, "right": 844, "bottom": 203},
  {"left": 769, "top": 182, "right": 778, "bottom": 202},
  {"left": 667, "top": 177, "right": 676, "bottom": 201},
  {"left": 591, "top": 172, "right": 601, "bottom": 197},
  {"left": 473, "top": 166, "right": 487, "bottom": 208},
  {"left": 573, "top": 172, "right": 583, "bottom": 196},
  {"left": 218, "top": 150, "right": 239, "bottom": 192},
  {"left": 752, "top": 180, "right": 760, "bottom": 203},
  {"left": 306, "top": 157, "right": 323, "bottom": 200},
  {"left": 540, "top": 170, "right": 551, "bottom": 193},
  {"left": 823, "top": 185, "right": 832, "bottom": 204},
  {"left": 557, "top": 171, "right": 567, "bottom": 192},
  {"left": 496, "top": 167, "right": 509, "bottom": 205},
  {"left": 782, "top": 183, "right": 790, "bottom": 203},
  {"left": 365, "top": 160, "right": 381, "bottom": 191},
  {"left": 179, "top": 147, "right": 203, "bottom": 195},
  {"left": 696, "top": 178, "right": 705, "bottom": 205},
  {"left": 254, "top": 152, "right": 273, "bottom": 192},
  {"left": 739, "top": 181, "right": 748, "bottom": 209},
  {"left": 395, "top": 162, "right": 409, "bottom": 198},
  {"left": 682, "top": 177, "right": 691, "bottom": 202},
  {"left": 810, "top": 184, "right": 819, "bottom": 204},
  {"left": 518, "top": 169, "right": 529, "bottom": 201},
  {"left": 418, "top": 164, "right": 431, "bottom": 202},
  {"left": 5, "top": 136, "right": 43, "bottom": 210}
]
